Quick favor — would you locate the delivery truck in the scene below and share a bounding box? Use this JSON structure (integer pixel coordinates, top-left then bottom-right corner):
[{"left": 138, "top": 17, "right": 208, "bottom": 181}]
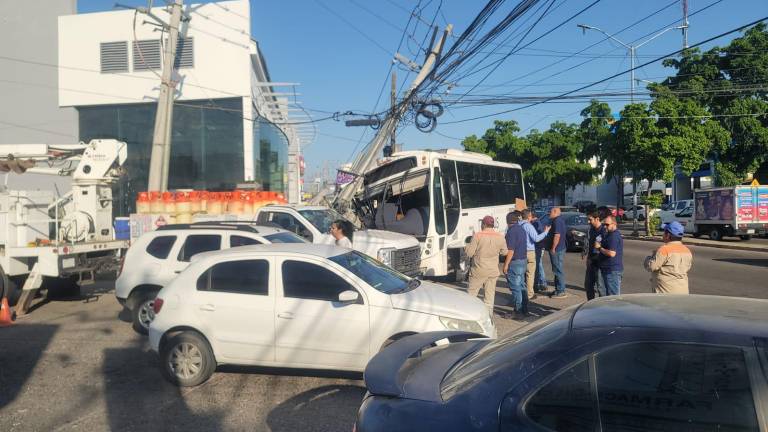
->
[{"left": 673, "top": 185, "right": 767, "bottom": 240}]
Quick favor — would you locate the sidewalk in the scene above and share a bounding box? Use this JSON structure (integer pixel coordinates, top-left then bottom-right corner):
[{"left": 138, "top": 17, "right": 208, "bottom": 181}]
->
[{"left": 618, "top": 224, "right": 768, "bottom": 252}]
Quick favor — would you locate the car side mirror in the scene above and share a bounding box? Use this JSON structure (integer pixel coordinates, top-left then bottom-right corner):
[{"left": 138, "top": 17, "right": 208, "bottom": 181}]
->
[{"left": 338, "top": 290, "right": 360, "bottom": 304}]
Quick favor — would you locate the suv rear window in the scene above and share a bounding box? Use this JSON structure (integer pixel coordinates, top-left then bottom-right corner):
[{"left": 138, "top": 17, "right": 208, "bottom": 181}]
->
[{"left": 146, "top": 236, "right": 176, "bottom": 259}]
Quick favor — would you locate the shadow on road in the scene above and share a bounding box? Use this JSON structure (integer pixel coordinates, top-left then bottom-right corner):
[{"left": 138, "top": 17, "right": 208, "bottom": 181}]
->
[
  {"left": 266, "top": 384, "right": 366, "bottom": 432},
  {"left": 712, "top": 258, "right": 768, "bottom": 268},
  {"left": 0, "top": 324, "right": 57, "bottom": 410}
]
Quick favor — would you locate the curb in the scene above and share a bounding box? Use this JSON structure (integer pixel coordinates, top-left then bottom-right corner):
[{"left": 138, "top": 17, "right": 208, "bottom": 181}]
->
[{"left": 623, "top": 234, "right": 768, "bottom": 253}]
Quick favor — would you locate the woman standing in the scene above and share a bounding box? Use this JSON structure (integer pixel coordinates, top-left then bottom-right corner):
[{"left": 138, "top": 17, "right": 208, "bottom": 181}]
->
[{"left": 330, "top": 219, "right": 354, "bottom": 248}]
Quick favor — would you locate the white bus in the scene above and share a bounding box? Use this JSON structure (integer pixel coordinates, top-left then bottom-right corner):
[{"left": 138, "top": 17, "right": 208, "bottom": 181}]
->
[{"left": 355, "top": 149, "right": 526, "bottom": 280}]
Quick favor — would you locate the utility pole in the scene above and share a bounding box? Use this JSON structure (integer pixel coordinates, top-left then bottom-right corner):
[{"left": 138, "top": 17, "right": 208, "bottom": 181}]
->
[
  {"left": 577, "top": 22, "right": 686, "bottom": 236},
  {"left": 146, "top": 0, "right": 184, "bottom": 192},
  {"left": 682, "top": 0, "right": 689, "bottom": 49},
  {"left": 389, "top": 70, "right": 397, "bottom": 154},
  {"left": 334, "top": 25, "right": 452, "bottom": 213}
]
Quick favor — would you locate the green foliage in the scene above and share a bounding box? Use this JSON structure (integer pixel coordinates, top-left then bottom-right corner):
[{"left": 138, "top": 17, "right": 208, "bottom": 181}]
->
[
  {"left": 461, "top": 120, "right": 597, "bottom": 200},
  {"left": 644, "top": 194, "right": 663, "bottom": 210},
  {"left": 648, "top": 214, "right": 662, "bottom": 235}
]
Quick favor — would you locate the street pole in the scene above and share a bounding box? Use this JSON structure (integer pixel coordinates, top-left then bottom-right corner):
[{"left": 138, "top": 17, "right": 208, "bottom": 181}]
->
[
  {"left": 390, "top": 70, "right": 397, "bottom": 153},
  {"left": 147, "top": 0, "right": 184, "bottom": 192}
]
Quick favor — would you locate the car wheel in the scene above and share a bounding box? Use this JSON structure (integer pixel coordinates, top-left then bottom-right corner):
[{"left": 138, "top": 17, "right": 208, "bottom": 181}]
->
[
  {"left": 739, "top": 235, "right": 751, "bottom": 241},
  {"left": 709, "top": 228, "right": 723, "bottom": 241},
  {"left": 638, "top": 214, "right": 645, "bottom": 221},
  {"left": 132, "top": 292, "right": 157, "bottom": 335},
  {"left": 160, "top": 332, "right": 216, "bottom": 387}
]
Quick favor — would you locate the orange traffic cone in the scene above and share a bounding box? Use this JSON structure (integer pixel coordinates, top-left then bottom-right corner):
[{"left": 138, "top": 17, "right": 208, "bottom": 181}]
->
[{"left": 0, "top": 297, "right": 13, "bottom": 327}]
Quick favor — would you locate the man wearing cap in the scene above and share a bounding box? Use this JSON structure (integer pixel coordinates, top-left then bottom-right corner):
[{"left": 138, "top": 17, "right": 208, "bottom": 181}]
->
[
  {"left": 465, "top": 215, "right": 508, "bottom": 313},
  {"left": 643, "top": 221, "right": 693, "bottom": 294}
]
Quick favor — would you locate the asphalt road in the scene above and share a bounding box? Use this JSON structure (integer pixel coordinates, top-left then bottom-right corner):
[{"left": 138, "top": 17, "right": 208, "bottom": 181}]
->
[{"left": 0, "top": 239, "right": 766, "bottom": 431}]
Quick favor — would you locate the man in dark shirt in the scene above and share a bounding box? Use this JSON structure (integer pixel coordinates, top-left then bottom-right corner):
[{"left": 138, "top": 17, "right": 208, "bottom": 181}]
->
[
  {"left": 583, "top": 210, "right": 605, "bottom": 300},
  {"left": 595, "top": 215, "right": 623, "bottom": 295},
  {"left": 503, "top": 211, "right": 529, "bottom": 318},
  {"left": 548, "top": 207, "right": 568, "bottom": 298}
]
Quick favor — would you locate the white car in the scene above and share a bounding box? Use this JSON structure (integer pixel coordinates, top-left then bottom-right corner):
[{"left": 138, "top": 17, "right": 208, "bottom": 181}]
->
[
  {"left": 623, "top": 205, "right": 659, "bottom": 221},
  {"left": 148, "top": 243, "right": 495, "bottom": 387},
  {"left": 658, "top": 199, "right": 694, "bottom": 224},
  {"left": 115, "top": 222, "right": 305, "bottom": 334}
]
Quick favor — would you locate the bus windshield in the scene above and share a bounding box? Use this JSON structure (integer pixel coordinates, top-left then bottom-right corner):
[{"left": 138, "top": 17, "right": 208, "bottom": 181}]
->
[{"left": 298, "top": 208, "right": 348, "bottom": 233}]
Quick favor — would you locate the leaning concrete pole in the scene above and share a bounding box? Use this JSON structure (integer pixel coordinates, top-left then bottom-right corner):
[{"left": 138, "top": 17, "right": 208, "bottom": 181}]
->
[{"left": 147, "top": 0, "right": 184, "bottom": 192}]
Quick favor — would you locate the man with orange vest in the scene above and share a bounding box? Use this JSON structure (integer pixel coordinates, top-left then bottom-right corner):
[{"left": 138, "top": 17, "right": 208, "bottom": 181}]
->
[{"left": 643, "top": 221, "right": 693, "bottom": 294}]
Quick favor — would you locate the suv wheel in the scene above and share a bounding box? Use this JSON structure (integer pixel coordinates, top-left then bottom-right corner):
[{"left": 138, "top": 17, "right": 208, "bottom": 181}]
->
[
  {"left": 132, "top": 292, "right": 157, "bottom": 335},
  {"left": 160, "top": 332, "right": 216, "bottom": 387}
]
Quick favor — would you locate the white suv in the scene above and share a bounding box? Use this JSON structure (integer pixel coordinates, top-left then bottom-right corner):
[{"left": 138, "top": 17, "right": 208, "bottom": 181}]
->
[
  {"left": 149, "top": 243, "right": 495, "bottom": 387},
  {"left": 115, "top": 222, "right": 305, "bottom": 334}
]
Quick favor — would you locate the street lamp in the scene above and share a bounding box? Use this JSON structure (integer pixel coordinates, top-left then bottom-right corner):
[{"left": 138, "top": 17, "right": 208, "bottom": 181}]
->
[{"left": 577, "top": 23, "right": 687, "bottom": 235}]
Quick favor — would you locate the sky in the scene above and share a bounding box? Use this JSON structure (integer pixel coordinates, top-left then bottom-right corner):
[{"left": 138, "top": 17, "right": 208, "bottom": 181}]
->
[{"left": 77, "top": 0, "right": 768, "bottom": 181}]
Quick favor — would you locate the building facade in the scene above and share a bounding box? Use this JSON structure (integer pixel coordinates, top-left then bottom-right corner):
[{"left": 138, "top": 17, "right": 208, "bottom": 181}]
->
[{"left": 58, "top": 0, "right": 303, "bottom": 213}]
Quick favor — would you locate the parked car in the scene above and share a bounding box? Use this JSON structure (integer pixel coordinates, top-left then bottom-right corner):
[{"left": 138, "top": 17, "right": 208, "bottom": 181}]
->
[
  {"left": 572, "top": 200, "right": 596, "bottom": 213},
  {"left": 538, "top": 212, "right": 588, "bottom": 252},
  {"left": 115, "top": 222, "right": 306, "bottom": 334},
  {"left": 355, "top": 294, "right": 768, "bottom": 432},
  {"left": 623, "top": 205, "right": 659, "bottom": 221},
  {"left": 149, "top": 243, "right": 496, "bottom": 387}
]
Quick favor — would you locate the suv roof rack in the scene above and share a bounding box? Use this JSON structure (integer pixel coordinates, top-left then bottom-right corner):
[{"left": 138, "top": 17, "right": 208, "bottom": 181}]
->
[{"left": 156, "top": 221, "right": 267, "bottom": 233}]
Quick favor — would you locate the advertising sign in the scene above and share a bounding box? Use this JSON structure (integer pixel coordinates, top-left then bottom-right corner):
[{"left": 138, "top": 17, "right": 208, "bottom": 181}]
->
[
  {"left": 758, "top": 186, "right": 768, "bottom": 223},
  {"left": 336, "top": 170, "right": 355, "bottom": 186},
  {"left": 694, "top": 189, "right": 735, "bottom": 221},
  {"left": 735, "top": 187, "right": 756, "bottom": 223}
]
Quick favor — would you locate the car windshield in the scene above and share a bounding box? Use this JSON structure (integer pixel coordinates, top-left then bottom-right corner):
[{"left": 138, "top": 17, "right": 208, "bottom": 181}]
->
[
  {"left": 567, "top": 215, "right": 588, "bottom": 226},
  {"left": 298, "top": 209, "right": 348, "bottom": 233},
  {"left": 263, "top": 232, "right": 306, "bottom": 244},
  {"left": 329, "top": 251, "right": 413, "bottom": 294},
  {"left": 441, "top": 305, "right": 576, "bottom": 400}
]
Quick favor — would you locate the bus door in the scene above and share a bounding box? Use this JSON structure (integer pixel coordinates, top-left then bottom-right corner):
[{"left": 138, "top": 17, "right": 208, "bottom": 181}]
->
[{"left": 438, "top": 159, "right": 461, "bottom": 244}]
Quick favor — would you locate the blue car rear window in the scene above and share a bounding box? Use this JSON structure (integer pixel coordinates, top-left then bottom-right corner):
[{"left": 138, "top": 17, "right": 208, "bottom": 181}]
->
[{"left": 441, "top": 306, "right": 575, "bottom": 400}]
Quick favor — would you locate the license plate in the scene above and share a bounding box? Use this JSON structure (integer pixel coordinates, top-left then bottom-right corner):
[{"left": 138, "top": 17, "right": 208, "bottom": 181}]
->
[
  {"left": 62, "top": 258, "right": 76, "bottom": 268},
  {"left": 747, "top": 229, "right": 755, "bottom": 234}
]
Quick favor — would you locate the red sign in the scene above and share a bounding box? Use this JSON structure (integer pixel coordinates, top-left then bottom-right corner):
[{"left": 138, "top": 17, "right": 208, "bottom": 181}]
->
[{"left": 758, "top": 186, "right": 768, "bottom": 223}]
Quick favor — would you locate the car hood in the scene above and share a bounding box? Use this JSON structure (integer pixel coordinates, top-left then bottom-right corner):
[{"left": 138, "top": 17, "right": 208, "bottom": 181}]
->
[
  {"left": 364, "top": 331, "right": 490, "bottom": 402},
  {"left": 316, "top": 229, "right": 420, "bottom": 252},
  {"left": 390, "top": 280, "right": 487, "bottom": 321}
]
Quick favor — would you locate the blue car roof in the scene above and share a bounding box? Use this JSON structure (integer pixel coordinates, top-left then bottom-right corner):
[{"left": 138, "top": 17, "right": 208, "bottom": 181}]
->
[{"left": 572, "top": 294, "right": 768, "bottom": 337}]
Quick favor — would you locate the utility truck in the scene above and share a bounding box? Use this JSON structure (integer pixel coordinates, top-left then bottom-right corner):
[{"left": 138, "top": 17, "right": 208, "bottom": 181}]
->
[{"left": 0, "top": 139, "right": 129, "bottom": 314}]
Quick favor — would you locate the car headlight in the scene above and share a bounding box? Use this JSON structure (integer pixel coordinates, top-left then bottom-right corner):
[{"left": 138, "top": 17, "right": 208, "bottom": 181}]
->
[
  {"left": 377, "top": 247, "right": 395, "bottom": 267},
  {"left": 569, "top": 229, "right": 586, "bottom": 237},
  {"left": 439, "top": 316, "right": 484, "bottom": 333}
]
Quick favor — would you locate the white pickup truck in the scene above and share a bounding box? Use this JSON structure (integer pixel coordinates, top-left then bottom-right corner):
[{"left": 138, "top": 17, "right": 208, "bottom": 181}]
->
[{"left": 253, "top": 205, "right": 422, "bottom": 276}]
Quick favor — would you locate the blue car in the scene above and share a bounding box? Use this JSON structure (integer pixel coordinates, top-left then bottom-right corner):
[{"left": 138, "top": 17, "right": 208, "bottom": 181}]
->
[{"left": 355, "top": 295, "right": 768, "bottom": 432}]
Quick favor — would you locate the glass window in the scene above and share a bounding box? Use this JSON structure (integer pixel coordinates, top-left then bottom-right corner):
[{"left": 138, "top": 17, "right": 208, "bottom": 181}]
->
[
  {"left": 298, "top": 209, "right": 347, "bottom": 234},
  {"left": 230, "top": 235, "right": 261, "bottom": 248},
  {"left": 146, "top": 235, "right": 176, "bottom": 259},
  {"left": 596, "top": 343, "right": 759, "bottom": 432},
  {"left": 178, "top": 235, "right": 221, "bottom": 262},
  {"left": 329, "top": 251, "right": 410, "bottom": 294},
  {"left": 456, "top": 161, "right": 524, "bottom": 209},
  {"left": 432, "top": 168, "right": 446, "bottom": 235},
  {"left": 282, "top": 260, "right": 356, "bottom": 302},
  {"left": 439, "top": 159, "right": 460, "bottom": 234},
  {"left": 525, "top": 360, "right": 596, "bottom": 432},
  {"left": 197, "top": 260, "right": 269, "bottom": 295},
  {"left": 263, "top": 232, "right": 306, "bottom": 244},
  {"left": 363, "top": 157, "right": 418, "bottom": 186}
]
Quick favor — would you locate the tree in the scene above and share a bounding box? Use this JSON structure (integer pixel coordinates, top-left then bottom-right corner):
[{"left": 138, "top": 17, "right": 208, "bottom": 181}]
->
[
  {"left": 579, "top": 100, "right": 622, "bottom": 208},
  {"left": 462, "top": 120, "right": 597, "bottom": 202},
  {"left": 658, "top": 23, "right": 768, "bottom": 185}
]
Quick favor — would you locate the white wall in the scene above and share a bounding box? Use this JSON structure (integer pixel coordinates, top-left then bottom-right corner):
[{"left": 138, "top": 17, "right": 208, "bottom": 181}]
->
[{"left": 58, "top": 0, "right": 253, "bottom": 107}]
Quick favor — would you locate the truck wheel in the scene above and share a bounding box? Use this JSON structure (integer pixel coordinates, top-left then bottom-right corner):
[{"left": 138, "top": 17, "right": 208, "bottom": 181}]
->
[
  {"left": 0, "top": 268, "right": 22, "bottom": 307},
  {"left": 692, "top": 232, "right": 701, "bottom": 238},
  {"left": 132, "top": 291, "right": 158, "bottom": 335},
  {"left": 160, "top": 331, "right": 216, "bottom": 387},
  {"left": 739, "top": 235, "right": 752, "bottom": 241},
  {"left": 709, "top": 228, "right": 723, "bottom": 241}
]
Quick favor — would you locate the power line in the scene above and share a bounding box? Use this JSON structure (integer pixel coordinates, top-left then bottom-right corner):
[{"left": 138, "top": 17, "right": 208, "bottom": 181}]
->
[
  {"left": 314, "top": 0, "right": 396, "bottom": 57},
  {"left": 440, "top": 16, "right": 768, "bottom": 124}
]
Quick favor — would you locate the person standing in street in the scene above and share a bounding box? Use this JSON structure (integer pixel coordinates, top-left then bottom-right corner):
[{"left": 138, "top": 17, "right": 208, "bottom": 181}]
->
[
  {"left": 547, "top": 207, "right": 568, "bottom": 298},
  {"left": 503, "top": 211, "right": 529, "bottom": 317},
  {"left": 465, "top": 216, "right": 508, "bottom": 314},
  {"left": 595, "top": 215, "right": 623, "bottom": 296},
  {"left": 583, "top": 210, "right": 605, "bottom": 300},
  {"left": 643, "top": 221, "right": 692, "bottom": 294},
  {"left": 531, "top": 212, "right": 548, "bottom": 292},
  {"left": 330, "top": 219, "right": 354, "bottom": 248},
  {"left": 519, "top": 209, "right": 550, "bottom": 301}
]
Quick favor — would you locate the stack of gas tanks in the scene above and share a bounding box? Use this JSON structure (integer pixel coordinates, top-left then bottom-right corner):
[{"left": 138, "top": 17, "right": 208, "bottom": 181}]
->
[{"left": 130, "top": 190, "right": 287, "bottom": 239}]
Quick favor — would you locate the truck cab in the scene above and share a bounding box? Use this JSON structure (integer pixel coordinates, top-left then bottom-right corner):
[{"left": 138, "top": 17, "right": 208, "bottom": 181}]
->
[{"left": 255, "top": 205, "right": 422, "bottom": 276}]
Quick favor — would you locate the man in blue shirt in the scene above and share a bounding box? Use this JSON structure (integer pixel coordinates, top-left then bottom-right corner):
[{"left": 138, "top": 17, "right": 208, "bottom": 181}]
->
[
  {"left": 548, "top": 207, "right": 568, "bottom": 298},
  {"left": 503, "top": 211, "right": 529, "bottom": 318},
  {"left": 530, "top": 212, "right": 548, "bottom": 293},
  {"left": 583, "top": 210, "right": 605, "bottom": 300},
  {"left": 519, "top": 209, "right": 550, "bottom": 301},
  {"left": 595, "top": 215, "right": 623, "bottom": 295}
]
